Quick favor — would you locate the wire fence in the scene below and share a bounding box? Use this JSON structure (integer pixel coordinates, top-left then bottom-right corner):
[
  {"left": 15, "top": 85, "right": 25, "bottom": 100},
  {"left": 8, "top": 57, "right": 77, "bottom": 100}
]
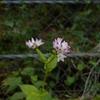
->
[{"left": 0, "top": 53, "right": 100, "bottom": 59}]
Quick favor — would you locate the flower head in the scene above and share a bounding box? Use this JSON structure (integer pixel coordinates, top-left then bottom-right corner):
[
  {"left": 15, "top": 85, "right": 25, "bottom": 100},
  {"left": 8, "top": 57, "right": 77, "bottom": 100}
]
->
[
  {"left": 26, "top": 38, "right": 44, "bottom": 49},
  {"left": 53, "top": 37, "right": 71, "bottom": 62}
]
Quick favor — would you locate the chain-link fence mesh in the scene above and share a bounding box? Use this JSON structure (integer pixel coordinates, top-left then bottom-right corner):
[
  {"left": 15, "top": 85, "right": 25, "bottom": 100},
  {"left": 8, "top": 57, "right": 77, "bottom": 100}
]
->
[{"left": 0, "top": 1, "right": 100, "bottom": 100}]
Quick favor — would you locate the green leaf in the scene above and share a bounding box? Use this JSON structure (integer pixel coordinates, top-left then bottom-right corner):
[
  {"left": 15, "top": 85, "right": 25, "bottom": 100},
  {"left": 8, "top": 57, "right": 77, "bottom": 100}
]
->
[
  {"left": 6, "top": 85, "right": 17, "bottom": 94},
  {"left": 31, "top": 75, "right": 38, "bottom": 81},
  {"left": 26, "top": 92, "right": 40, "bottom": 100},
  {"left": 19, "top": 85, "right": 39, "bottom": 96},
  {"left": 4, "top": 21, "right": 14, "bottom": 28},
  {"left": 26, "top": 90, "right": 48, "bottom": 100},
  {"left": 71, "top": 23, "right": 78, "bottom": 31},
  {"left": 64, "top": 76, "right": 75, "bottom": 86},
  {"left": 49, "top": 81, "right": 55, "bottom": 87},
  {"left": 41, "top": 93, "right": 52, "bottom": 100},
  {"left": 89, "top": 61, "right": 97, "bottom": 66},
  {"left": 31, "top": 80, "right": 44, "bottom": 88},
  {"left": 11, "top": 71, "right": 19, "bottom": 76},
  {"left": 10, "top": 92, "right": 26, "bottom": 100},
  {"left": 85, "top": 9, "right": 92, "bottom": 15},
  {"left": 4, "top": 77, "right": 22, "bottom": 86},
  {"left": 21, "top": 67, "right": 34, "bottom": 76},
  {"left": 45, "top": 55, "right": 58, "bottom": 72},
  {"left": 21, "top": 29, "right": 27, "bottom": 35},
  {"left": 77, "top": 63, "right": 84, "bottom": 71}
]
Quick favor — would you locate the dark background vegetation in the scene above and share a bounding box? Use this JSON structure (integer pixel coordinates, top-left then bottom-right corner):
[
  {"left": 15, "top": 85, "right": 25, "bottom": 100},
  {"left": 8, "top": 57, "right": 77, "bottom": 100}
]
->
[{"left": 0, "top": 1, "right": 100, "bottom": 100}]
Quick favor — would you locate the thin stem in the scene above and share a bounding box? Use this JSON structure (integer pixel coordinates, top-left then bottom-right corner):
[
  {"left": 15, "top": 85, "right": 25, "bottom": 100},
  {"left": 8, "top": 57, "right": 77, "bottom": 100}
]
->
[
  {"left": 42, "top": 64, "right": 48, "bottom": 91},
  {"left": 35, "top": 48, "right": 47, "bottom": 63}
]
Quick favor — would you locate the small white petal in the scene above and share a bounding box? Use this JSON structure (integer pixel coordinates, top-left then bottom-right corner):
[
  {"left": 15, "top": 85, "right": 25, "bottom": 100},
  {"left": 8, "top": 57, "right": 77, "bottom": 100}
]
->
[
  {"left": 57, "top": 53, "right": 67, "bottom": 62},
  {"left": 31, "top": 38, "right": 35, "bottom": 43},
  {"left": 26, "top": 40, "right": 33, "bottom": 48},
  {"left": 35, "top": 39, "right": 44, "bottom": 46}
]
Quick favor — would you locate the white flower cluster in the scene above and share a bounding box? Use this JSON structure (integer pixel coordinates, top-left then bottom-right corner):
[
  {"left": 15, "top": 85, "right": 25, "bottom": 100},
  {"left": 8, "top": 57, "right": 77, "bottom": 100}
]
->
[
  {"left": 53, "top": 37, "right": 70, "bottom": 62},
  {"left": 26, "top": 37, "right": 71, "bottom": 62},
  {"left": 26, "top": 38, "right": 44, "bottom": 49}
]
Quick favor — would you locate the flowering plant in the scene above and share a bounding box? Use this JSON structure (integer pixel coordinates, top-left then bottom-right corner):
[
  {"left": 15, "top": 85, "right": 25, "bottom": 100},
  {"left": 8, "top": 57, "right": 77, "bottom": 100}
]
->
[{"left": 19, "top": 37, "right": 71, "bottom": 100}]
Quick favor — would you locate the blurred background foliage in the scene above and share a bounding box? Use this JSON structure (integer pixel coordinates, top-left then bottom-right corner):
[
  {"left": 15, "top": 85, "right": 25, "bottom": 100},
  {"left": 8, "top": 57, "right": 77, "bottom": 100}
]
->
[
  {"left": 0, "top": 3, "right": 100, "bottom": 54},
  {"left": 0, "top": 2, "right": 100, "bottom": 100}
]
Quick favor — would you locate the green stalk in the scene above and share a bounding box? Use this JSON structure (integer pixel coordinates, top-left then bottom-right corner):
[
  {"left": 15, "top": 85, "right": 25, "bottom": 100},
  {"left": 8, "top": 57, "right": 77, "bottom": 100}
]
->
[
  {"left": 42, "top": 64, "right": 48, "bottom": 91},
  {"left": 35, "top": 48, "right": 47, "bottom": 63}
]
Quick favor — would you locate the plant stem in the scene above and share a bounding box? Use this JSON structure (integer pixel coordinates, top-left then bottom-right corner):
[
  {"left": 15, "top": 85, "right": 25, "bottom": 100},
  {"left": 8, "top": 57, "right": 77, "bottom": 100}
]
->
[
  {"left": 42, "top": 64, "right": 48, "bottom": 91},
  {"left": 35, "top": 48, "right": 47, "bottom": 63}
]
